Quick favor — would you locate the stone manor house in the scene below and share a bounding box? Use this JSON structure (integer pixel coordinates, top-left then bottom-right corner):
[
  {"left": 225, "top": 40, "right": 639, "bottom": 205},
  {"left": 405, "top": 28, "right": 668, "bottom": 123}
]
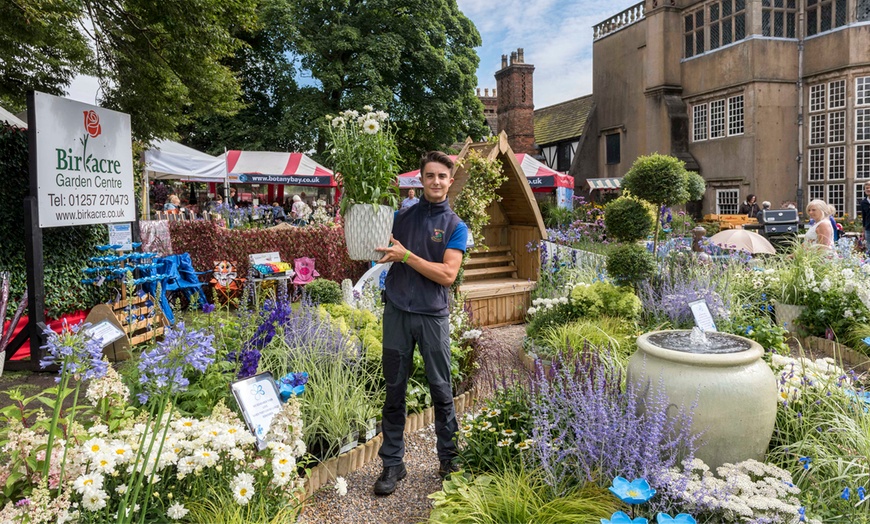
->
[{"left": 575, "top": 0, "right": 870, "bottom": 216}]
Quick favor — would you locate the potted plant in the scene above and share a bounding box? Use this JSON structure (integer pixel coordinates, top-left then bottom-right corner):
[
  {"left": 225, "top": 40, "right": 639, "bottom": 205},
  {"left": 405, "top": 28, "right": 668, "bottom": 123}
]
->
[{"left": 325, "top": 107, "right": 401, "bottom": 261}]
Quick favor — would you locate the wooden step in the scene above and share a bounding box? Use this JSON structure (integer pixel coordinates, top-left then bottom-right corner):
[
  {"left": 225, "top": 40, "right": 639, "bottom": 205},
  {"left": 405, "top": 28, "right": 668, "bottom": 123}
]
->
[
  {"left": 468, "top": 245, "right": 511, "bottom": 256},
  {"left": 463, "top": 265, "right": 517, "bottom": 279},
  {"left": 465, "top": 255, "right": 515, "bottom": 267}
]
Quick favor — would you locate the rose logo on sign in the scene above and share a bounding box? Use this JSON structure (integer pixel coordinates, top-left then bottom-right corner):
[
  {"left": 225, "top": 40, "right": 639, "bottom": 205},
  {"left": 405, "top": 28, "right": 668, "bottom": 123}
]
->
[
  {"left": 80, "top": 110, "right": 102, "bottom": 173},
  {"left": 83, "top": 110, "right": 102, "bottom": 138}
]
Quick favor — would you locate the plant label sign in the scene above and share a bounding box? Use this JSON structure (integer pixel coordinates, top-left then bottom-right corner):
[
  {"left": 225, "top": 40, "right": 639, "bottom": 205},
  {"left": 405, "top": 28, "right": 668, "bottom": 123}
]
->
[
  {"left": 32, "top": 91, "right": 135, "bottom": 228},
  {"left": 83, "top": 319, "right": 126, "bottom": 347},
  {"left": 689, "top": 299, "right": 718, "bottom": 332},
  {"left": 108, "top": 223, "right": 133, "bottom": 251},
  {"left": 231, "top": 372, "right": 283, "bottom": 450}
]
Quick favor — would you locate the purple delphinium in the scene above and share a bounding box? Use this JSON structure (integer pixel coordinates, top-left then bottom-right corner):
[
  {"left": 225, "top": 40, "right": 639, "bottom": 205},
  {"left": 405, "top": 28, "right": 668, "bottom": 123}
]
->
[
  {"left": 528, "top": 349, "right": 700, "bottom": 500},
  {"left": 137, "top": 322, "right": 215, "bottom": 404},
  {"left": 39, "top": 320, "right": 108, "bottom": 382}
]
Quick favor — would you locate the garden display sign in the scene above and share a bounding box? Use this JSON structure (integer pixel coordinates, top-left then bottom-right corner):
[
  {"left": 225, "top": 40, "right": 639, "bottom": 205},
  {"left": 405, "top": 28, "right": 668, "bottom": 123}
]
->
[
  {"left": 231, "top": 372, "right": 284, "bottom": 450},
  {"left": 32, "top": 91, "right": 135, "bottom": 228}
]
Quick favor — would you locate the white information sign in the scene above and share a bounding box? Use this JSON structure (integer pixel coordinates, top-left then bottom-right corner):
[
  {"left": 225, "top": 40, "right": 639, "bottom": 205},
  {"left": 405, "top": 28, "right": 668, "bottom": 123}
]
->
[
  {"left": 83, "top": 320, "right": 126, "bottom": 347},
  {"left": 108, "top": 223, "right": 133, "bottom": 251},
  {"left": 689, "top": 299, "right": 718, "bottom": 332},
  {"left": 231, "top": 372, "right": 283, "bottom": 450},
  {"left": 32, "top": 91, "right": 135, "bottom": 228}
]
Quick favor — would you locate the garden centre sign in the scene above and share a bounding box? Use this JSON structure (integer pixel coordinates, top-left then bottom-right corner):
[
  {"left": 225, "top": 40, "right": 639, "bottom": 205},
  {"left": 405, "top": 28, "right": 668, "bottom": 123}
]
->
[{"left": 32, "top": 92, "right": 135, "bottom": 228}]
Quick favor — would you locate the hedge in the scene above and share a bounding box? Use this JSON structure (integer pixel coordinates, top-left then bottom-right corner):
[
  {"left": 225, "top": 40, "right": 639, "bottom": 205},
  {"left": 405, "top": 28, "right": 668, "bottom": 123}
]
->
[
  {"left": 0, "top": 125, "right": 109, "bottom": 320},
  {"left": 167, "top": 221, "right": 370, "bottom": 284}
]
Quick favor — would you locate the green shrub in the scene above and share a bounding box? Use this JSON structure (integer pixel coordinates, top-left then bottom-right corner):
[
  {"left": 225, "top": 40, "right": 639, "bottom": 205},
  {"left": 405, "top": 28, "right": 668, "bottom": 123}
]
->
[
  {"left": 303, "top": 278, "right": 342, "bottom": 304},
  {"left": 685, "top": 170, "right": 706, "bottom": 201},
  {"left": 537, "top": 316, "right": 637, "bottom": 362},
  {"left": 604, "top": 197, "right": 653, "bottom": 242},
  {"left": 570, "top": 281, "right": 642, "bottom": 320},
  {"left": 526, "top": 300, "right": 575, "bottom": 340},
  {"left": 428, "top": 468, "right": 617, "bottom": 524},
  {"left": 606, "top": 244, "right": 655, "bottom": 286}
]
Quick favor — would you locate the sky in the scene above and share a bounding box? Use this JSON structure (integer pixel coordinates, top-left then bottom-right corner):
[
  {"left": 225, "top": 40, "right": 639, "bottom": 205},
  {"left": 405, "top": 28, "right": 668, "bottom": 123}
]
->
[
  {"left": 457, "top": 0, "right": 640, "bottom": 108},
  {"left": 66, "top": 0, "right": 641, "bottom": 110}
]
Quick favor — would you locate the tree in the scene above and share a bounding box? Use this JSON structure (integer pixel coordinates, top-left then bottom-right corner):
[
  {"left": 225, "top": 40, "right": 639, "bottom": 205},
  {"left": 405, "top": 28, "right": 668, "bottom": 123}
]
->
[
  {"left": 0, "top": 0, "right": 258, "bottom": 139},
  {"left": 622, "top": 153, "right": 706, "bottom": 254},
  {"left": 280, "top": 0, "right": 489, "bottom": 164}
]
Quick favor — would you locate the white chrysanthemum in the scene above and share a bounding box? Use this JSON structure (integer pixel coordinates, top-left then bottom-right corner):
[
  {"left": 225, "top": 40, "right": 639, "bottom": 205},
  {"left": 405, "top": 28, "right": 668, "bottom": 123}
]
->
[
  {"left": 272, "top": 453, "right": 296, "bottom": 473},
  {"left": 331, "top": 117, "right": 345, "bottom": 128},
  {"left": 83, "top": 438, "right": 108, "bottom": 458},
  {"left": 496, "top": 439, "right": 512, "bottom": 447},
  {"left": 73, "top": 473, "right": 104, "bottom": 494},
  {"left": 193, "top": 448, "right": 217, "bottom": 467},
  {"left": 229, "top": 448, "right": 245, "bottom": 461},
  {"left": 335, "top": 476, "right": 348, "bottom": 497},
  {"left": 232, "top": 482, "right": 254, "bottom": 505},
  {"left": 116, "top": 484, "right": 128, "bottom": 494},
  {"left": 253, "top": 458, "right": 266, "bottom": 469},
  {"left": 527, "top": 307, "right": 537, "bottom": 315},
  {"left": 91, "top": 453, "right": 117, "bottom": 474},
  {"left": 166, "top": 502, "right": 189, "bottom": 520},
  {"left": 87, "top": 424, "right": 109, "bottom": 436},
  {"left": 272, "top": 469, "right": 293, "bottom": 487},
  {"left": 362, "top": 119, "right": 380, "bottom": 134},
  {"left": 81, "top": 488, "right": 108, "bottom": 512},
  {"left": 477, "top": 421, "right": 492, "bottom": 431},
  {"left": 362, "top": 105, "right": 374, "bottom": 112}
]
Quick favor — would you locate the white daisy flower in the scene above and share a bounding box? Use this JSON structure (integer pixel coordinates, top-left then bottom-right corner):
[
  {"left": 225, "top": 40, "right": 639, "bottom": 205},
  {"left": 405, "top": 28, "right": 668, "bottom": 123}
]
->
[
  {"left": 166, "top": 502, "right": 189, "bottom": 520},
  {"left": 362, "top": 119, "right": 380, "bottom": 134}
]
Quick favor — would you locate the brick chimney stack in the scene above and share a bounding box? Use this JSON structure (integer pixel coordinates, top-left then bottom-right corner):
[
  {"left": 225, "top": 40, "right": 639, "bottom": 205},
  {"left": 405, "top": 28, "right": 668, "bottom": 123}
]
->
[{"left": 496, "top": 47, "right": 535, "bottom": 155}]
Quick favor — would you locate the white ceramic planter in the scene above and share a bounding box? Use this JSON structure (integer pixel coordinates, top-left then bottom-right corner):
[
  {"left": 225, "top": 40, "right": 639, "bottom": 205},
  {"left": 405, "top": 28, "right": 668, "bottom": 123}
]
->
[
  {"left": 774, "top": 303, "right": 805, "bottom": 333},
  {"left": 343, "top": 204, "right": 394, "bottom": 261},
  {"left": 627, "top": 330, "right": 778, "bottom": 470}
]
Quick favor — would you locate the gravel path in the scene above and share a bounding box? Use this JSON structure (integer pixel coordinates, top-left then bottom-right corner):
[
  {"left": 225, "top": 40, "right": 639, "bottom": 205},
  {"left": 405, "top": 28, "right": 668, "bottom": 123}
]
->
[{"left": 297, "top": 324, "right": 526, "bottom": 524}]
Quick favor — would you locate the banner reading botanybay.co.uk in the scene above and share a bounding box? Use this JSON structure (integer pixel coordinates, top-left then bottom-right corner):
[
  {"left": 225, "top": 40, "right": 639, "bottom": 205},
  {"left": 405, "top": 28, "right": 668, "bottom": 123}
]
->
[{"left": 33, "top": 91, "right": 135, "bottom": 228}]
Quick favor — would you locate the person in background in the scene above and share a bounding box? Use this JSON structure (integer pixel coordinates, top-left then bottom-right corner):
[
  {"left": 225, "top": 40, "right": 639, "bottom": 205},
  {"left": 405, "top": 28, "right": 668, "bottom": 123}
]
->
[
  {"left": 401, "top": 188, "right": 419, "bottom": 209},
  {"left": 272, "top": 201, "right": 286, "bottom": 223},
  {"left": 739, "top": 194, "right": 760, "bottom": 217},
  {"left": 163, "top": 194, "right": 181, "bottom": 212},
  {"left": 291, "top": 195, "right": 311, "bottom": 226},
  {"left": 210, "top": 195, "right": 224, "bottom": 211},
  {"left": 228, "top": 187, "right": 238, "bottom": 208},
  {"left": 804, "top": 199, "right": 834, "bottom": 249},
  {"left": 862, "top": 182, "right": 870, "bottom": 255},
  {"left": 756, "top": 201, "right": 771, "bottom": 224},
  {"left": 372, "top": 151, "right": 467, "bottom": 496}
]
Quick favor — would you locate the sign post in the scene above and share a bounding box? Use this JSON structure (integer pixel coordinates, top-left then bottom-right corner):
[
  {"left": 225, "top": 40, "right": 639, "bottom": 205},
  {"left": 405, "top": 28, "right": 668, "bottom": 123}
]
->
[{"left": 11, "top": 91, "right": 136, "bottom": 371}]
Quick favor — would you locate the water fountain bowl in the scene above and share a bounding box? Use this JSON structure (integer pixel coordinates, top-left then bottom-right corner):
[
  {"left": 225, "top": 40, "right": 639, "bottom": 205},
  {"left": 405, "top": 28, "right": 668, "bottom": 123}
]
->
[{"left": 628, "top": 330, "right": 778, "bottom": 470}]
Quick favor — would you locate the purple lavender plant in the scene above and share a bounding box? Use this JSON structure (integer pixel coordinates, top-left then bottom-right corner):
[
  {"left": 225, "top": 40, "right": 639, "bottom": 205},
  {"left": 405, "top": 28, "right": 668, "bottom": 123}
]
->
[
  {"left": 39, "top": 320, "right": 108, "bottom": 381},
  {"left": 137, "top": 322, "right": 216, "bottom": 404},
  {"left": 638, "top": 268, "right": 730, "bottom": 327},
  {"left": 528, "top": 350, "right": 700, "bottom": 498}
]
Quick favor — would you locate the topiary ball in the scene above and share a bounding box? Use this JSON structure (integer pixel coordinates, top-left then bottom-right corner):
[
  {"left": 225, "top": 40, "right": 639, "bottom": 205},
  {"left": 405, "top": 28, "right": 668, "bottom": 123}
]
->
[
  {"left": 606, "top": 244, "right": 655, "bottom": 287},
  {"left": 604, "top": 197, "right": 653, "bottom": 242},
  {"left": 303, "top": 278, "right": 343, "bottom": 304},
  {"left": 622, "top": 154, "right": 690, "bottom": 207}
]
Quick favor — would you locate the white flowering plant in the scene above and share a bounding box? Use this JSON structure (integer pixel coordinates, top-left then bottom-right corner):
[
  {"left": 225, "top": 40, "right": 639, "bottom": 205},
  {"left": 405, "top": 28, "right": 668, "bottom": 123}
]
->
[
  {"left": 456, "top": 386, "right": 534, "bottom": 474},
  {"left": 324, "top": 107, "right": 401, "bottom": 214},
  {"left": 658, "top": 458, "right": 822, "bottom": 523}
]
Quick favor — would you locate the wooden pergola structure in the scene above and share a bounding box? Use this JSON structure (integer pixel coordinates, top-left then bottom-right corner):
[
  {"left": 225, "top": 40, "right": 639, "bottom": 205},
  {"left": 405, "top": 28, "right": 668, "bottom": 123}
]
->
[{"left": 449, "top": 132, "right": 547, "bottom": 327}]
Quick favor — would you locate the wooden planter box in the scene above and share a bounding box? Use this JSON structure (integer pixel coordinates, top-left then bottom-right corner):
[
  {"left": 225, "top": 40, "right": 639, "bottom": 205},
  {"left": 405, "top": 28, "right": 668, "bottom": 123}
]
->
[{"left": 802, "top": 336, "right": 870, "bottom": 373}]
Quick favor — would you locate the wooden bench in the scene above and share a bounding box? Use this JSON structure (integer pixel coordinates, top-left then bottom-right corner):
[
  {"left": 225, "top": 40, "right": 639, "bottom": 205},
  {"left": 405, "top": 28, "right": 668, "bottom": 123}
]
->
[
  {"left": 459, "top": 245, "right": 536, "bottom": 327},
  {"left": 703, "top": 214, "right": 758, "bottom": 230}
]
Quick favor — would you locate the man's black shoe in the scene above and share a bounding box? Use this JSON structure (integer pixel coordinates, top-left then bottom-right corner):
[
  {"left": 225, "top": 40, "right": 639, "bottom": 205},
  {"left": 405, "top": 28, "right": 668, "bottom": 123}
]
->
[
  {"left": 438, "top": 459, "right": 459, "bottom": 479},
  {"left": 373, "top": 464, "right": 407, "bottom": 496}
]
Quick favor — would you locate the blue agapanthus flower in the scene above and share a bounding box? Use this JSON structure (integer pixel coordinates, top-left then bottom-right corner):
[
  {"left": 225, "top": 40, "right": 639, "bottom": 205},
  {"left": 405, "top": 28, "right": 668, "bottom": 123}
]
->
[
  {"left": 656, "top": 513, "right": 697, "bottom": 524},
  {"left": 600, "top": 511, "right": 648, "bottom": 524},
  {"left": 39, "top": 320, "right": 108, "bottom": 382},
  {"left": 608, "top": 476, "right": 656, "bottom": 505},
  {"left": 137, "top": 322, "right": 215, "bottom": 404}
]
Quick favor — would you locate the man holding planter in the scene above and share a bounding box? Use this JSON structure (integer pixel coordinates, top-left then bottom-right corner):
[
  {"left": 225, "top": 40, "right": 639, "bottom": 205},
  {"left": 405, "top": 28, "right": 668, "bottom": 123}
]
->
[{"left": 372, "top": 151, "right": 468, "bottom": 496}]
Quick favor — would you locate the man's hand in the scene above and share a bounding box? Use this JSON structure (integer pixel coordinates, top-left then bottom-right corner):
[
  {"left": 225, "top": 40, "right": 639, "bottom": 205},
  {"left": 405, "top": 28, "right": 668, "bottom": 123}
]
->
[{"left": 375, "top": 235, "right": 406, "bottom": 264}]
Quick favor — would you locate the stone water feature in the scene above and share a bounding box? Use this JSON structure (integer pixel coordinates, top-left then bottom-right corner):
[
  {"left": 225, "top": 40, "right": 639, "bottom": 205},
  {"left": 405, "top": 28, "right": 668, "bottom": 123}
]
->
[{"left": 627, "top": 329, "right": 778, "bottom": 469}]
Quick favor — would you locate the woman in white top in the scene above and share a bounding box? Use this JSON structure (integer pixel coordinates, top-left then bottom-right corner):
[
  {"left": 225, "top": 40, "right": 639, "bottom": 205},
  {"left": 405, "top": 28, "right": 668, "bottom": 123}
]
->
[
  {"left": 804, "top": 199, "right": 834, "bottom": 249},
  {"left": 290, "top": 194, "right": 312, "bottom": 225}
]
